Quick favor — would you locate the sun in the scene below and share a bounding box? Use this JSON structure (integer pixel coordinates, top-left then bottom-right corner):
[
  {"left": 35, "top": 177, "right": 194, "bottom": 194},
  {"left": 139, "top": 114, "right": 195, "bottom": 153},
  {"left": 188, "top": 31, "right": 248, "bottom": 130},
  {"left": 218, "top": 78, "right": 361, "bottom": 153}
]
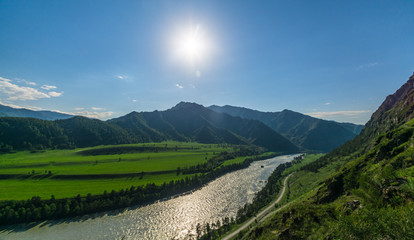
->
[{"left": 175, "top": 24, "right": 208, "bottom": 65}]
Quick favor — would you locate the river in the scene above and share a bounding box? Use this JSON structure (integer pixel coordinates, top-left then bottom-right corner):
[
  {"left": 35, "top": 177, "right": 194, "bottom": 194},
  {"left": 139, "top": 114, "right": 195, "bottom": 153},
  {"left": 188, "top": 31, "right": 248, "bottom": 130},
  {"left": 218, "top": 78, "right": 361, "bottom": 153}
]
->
[{"left": 0, "top": 154, "right": 296, "bottom": 240}]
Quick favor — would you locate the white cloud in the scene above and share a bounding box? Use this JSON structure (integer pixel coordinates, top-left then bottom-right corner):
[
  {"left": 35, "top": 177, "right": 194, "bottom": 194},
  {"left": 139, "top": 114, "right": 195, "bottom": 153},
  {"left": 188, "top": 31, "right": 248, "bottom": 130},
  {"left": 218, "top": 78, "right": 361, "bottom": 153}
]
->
[
  {"left": 357, "top": 62, "right": 378, "bottom": 70},
  {"left": 324, "top": 102, "right": 331, "bottom": 105},
  {"left": 116, "top": 75, "right": 132, "bottom": 81},
  {"left": 306, "top": 110, "right": 371, "bottom": 119},
  {"left": 15, "top": 78, "right": 37, "bottom": 86},
  {"left": 65, "top": 107, "right": 113, "bottom": 119},
  {"left": 176, "top": 83, "right": 183, "bottom": 89},
  {"left": 195, "top": 70, "right": 201, "bottom": 78},
  {"left": 73, "top": 111, "right": 114, "bottom": 119},
  {"left": 48, "top": 91, "right": 64, "bottom": 97},
  {"left": 41, "top": 85, "right": 57, "bottom": 90},
  {"left": 132, "top": 99, "right": 137, "bottom": 102},
  {"left": 0, "top": 77, "right": 51, "bottom": 100}
]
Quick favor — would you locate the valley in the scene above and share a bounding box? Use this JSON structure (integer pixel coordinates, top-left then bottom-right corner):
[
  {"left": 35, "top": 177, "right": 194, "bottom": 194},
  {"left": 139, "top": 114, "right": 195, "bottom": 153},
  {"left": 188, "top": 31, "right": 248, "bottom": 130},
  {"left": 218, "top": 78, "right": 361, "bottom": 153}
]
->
[
  {"left": 0, "top": 155, "right": 296, "bottom": 240},
  {"left": 0, "top": 141, "right": 280, "bottom": 225},
  {"left": 1, "top": 1, "right": 413, "bottom": 239}
]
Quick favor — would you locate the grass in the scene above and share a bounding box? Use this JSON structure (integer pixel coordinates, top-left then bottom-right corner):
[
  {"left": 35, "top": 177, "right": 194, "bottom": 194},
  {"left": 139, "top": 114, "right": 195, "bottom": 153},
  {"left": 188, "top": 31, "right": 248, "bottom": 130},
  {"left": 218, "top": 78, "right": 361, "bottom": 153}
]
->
[
  {"left": 0, "top": 173, "right": 196, "bottom": 200},
  {"left": 282, "top": 153, "right": 347, "bottom": 202},
  {"left": 0, "top": 141, "right": 259, "bottom": 201},
  {"left": 0, "top": 141, "right": 232, "bottom": 175}
]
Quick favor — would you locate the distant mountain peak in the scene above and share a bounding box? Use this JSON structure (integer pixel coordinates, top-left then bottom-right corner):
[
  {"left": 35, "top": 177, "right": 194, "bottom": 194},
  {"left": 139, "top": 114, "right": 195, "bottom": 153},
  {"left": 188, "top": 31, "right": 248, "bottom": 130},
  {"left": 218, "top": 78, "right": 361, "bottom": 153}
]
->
[{"left": 171, "top": 101, "right": 204, "bottom": 110}]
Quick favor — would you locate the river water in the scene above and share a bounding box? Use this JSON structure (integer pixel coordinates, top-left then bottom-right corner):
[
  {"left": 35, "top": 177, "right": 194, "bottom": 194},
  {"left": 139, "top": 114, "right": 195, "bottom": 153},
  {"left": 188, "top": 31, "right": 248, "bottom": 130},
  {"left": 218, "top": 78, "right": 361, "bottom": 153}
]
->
[{"left": 0, "top": 154, "right": 296, "bottom": 240}]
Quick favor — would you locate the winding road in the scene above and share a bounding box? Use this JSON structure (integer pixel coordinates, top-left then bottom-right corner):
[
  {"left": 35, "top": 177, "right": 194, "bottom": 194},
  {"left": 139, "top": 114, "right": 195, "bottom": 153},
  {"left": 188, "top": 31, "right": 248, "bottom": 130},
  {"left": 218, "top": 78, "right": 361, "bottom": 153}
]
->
[{"left": 222, "top": 173, "right": 293, "bottom": 240}]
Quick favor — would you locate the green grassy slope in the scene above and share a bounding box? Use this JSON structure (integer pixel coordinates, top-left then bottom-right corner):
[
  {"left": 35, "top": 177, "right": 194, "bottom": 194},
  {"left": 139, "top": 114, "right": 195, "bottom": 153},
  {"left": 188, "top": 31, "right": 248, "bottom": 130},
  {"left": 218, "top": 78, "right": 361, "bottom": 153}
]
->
[{"left": 240, "top": 74, "right": 414, "bottom": 239}]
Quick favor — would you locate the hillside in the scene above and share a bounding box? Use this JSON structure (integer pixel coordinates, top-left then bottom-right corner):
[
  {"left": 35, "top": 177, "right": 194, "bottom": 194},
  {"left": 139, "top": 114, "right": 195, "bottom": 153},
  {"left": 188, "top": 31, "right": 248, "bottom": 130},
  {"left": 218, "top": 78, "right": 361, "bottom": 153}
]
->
[
  {"left": 56, "top": 116, "right": 136, "bottom": 147},
  {"left": 0, "top": 104, "right": 73, "bottom": 120},
  {"left": 0, "top": 116, "right": 138, "bottom": 152},
  {"left": 241, "top": 74, "right": 414, "bottom": 239},
  {"left": 208, "top": 105, "right": 363, "bottom": 152}
]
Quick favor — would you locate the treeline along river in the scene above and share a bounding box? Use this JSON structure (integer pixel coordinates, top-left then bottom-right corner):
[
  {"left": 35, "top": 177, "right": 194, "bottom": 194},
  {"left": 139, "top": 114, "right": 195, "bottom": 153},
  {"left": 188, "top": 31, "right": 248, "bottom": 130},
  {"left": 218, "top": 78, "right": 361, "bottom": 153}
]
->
[{"left": 0, "top": 155, "right": 296, "bottom": 240}]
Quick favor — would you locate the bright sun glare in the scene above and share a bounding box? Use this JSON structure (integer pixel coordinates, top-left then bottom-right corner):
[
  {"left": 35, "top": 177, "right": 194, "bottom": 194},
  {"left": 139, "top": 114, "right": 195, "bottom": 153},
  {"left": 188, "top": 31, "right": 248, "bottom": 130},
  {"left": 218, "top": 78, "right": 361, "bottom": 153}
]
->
[{"left": 175, "top": 24, "right": 208, "bottom": 65}]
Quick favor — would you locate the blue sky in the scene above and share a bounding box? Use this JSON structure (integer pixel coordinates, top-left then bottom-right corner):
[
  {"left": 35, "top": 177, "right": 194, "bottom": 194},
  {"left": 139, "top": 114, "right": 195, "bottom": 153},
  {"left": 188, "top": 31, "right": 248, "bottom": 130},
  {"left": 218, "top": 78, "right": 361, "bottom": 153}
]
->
[{"left": 0, "top": 0, "right": 413, "bottom": 124}]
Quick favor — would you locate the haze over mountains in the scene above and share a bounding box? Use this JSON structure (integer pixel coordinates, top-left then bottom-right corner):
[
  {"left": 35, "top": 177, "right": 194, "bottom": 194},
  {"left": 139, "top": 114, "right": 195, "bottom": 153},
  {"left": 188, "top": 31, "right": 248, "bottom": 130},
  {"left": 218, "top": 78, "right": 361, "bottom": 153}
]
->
[{"left": 0, "top": 102, "right": 363, "bottom": 153}]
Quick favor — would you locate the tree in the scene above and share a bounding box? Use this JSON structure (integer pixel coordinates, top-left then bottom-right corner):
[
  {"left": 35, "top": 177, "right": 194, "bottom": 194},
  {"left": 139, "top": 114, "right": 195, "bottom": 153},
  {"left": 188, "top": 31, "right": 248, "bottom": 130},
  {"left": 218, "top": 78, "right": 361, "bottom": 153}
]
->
[{"left": 196, "top": 223, "right": 203, "bottom": 237}]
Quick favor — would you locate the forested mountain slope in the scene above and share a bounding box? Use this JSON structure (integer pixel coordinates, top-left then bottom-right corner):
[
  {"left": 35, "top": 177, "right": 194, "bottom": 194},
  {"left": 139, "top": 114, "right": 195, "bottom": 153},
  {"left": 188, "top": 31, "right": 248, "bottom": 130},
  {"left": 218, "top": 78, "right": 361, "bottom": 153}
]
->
[
  {"left": 209, "top": 105, "right": 363, "bottom": 152},
  {"left": 242, "top": 74, "right": 414, "bottom": 239}
]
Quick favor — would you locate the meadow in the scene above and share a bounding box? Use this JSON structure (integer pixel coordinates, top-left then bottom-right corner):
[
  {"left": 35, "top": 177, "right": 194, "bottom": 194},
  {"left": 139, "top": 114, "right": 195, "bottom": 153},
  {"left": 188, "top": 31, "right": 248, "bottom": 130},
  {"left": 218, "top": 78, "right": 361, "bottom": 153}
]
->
[{"left": 0, "top": 141, "right": 251, "bottom": 200}]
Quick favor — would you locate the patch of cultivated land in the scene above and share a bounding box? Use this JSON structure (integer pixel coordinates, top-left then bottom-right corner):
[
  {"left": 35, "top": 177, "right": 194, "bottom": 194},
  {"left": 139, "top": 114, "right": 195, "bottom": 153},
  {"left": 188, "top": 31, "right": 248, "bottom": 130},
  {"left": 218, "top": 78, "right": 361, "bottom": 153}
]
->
[{"left": 0, "top": 141, "right": 254, "bottom": 200}]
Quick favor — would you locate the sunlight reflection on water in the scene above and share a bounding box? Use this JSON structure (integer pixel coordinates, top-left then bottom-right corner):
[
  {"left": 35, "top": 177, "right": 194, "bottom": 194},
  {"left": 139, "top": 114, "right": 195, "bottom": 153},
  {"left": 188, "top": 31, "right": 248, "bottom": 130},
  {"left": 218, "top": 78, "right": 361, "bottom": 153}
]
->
[{"left": 0, "top": 154, "right": 296, "bottom": 240}]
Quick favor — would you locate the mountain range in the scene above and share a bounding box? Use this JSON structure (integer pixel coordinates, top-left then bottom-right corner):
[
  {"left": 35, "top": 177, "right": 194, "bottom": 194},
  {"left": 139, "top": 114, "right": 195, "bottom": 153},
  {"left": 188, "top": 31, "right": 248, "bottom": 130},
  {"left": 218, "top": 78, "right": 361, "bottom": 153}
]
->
[
  {"left": 0, "top": 103, "right": 363, "bottom": 152},
  {"left": 109, "top": 102, "right": 298, "bottom": 152},
  {"left": 209, "top": 105, "right": 363, "bottom": 152},
  {"left": 0, "top": 102, "right": 298, "bottom": 153}
]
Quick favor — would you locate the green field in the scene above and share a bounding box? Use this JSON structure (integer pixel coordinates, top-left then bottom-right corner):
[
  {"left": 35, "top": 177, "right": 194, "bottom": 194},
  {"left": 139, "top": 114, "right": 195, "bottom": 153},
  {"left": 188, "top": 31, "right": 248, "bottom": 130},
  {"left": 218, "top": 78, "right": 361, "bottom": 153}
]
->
[{"left": 0, "top": 141, "right": 250, "bottom": 200}]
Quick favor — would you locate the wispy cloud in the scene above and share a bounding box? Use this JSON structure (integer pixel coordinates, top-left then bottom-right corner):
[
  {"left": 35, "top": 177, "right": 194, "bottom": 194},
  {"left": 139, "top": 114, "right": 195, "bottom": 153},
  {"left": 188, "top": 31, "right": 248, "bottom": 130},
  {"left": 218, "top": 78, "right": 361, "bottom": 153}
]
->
[
  {"left": 41, "top": 85, "right": 57, "bottom": 90},
  {"left": 73, "top": 111, "right": 114, "bottom": 119},
  {"left": 0, "top": 77, "right": 51, "bottom": 100},
  {"left": 132, "top": 99, "right": 137, "bottom": 102},
  {"left": 48, "top": 91, "right": 64, "bottom": 97},
  {"left": 116, "top": 75, "right": 126, "bottom": 80},
  {"left": 357, "top": 62, "right": 378, "bottom": 70},
  {"left": 15, "top": 78, "right": 37, "bottom": 86},
  {"left": 324, "top": 102, "right": 331, "bottom": 105},
  {"left": 306, "top": 110, "right": 371, "bottom": 119},
  {"left": 67, "top": 107, "right": 113, "bottom": 119},
  {"left": 176, "top": 83, "right": 183, "bottom": 89}
]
